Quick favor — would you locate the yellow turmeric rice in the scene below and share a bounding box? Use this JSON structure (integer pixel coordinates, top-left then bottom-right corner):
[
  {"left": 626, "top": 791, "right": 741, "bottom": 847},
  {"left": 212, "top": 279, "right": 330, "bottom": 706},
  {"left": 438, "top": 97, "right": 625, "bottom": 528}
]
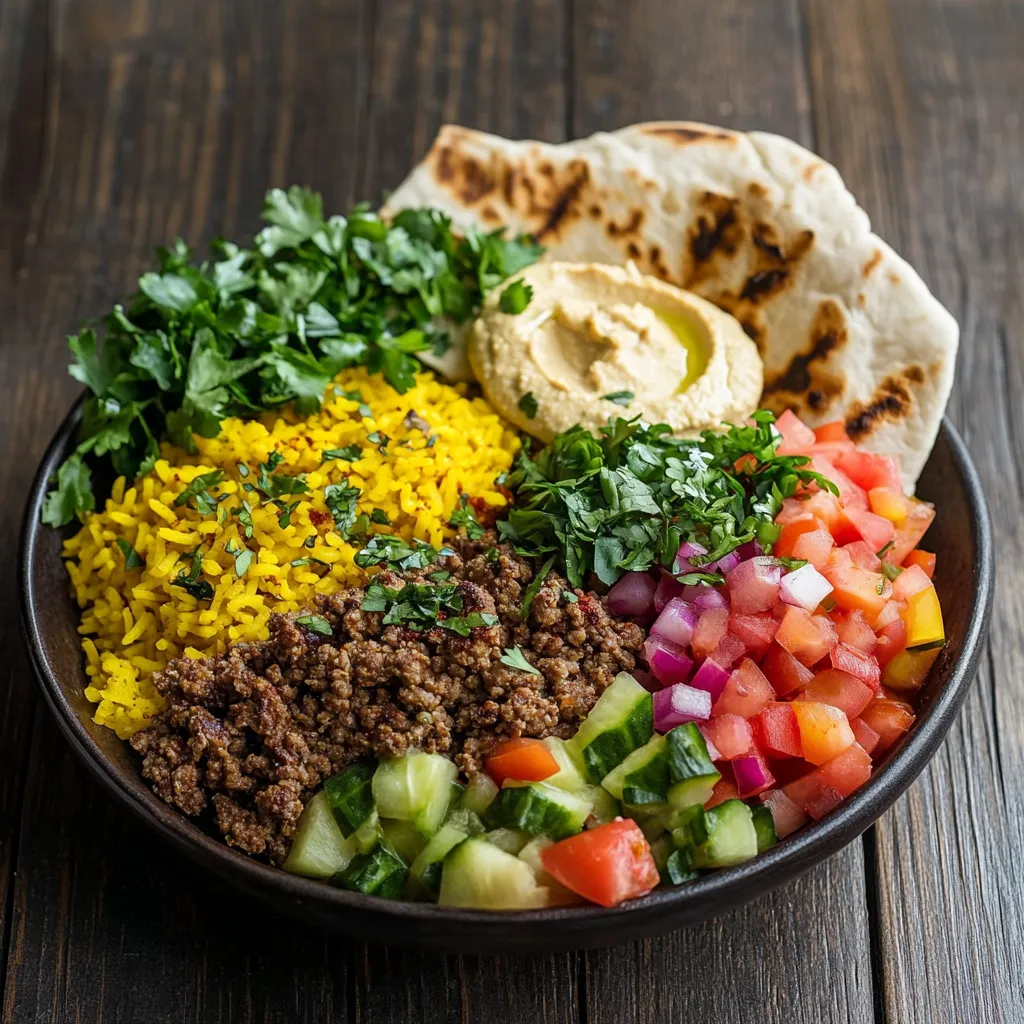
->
[{"left": 63, "top": 368, "right": 519, "bottom": 739}]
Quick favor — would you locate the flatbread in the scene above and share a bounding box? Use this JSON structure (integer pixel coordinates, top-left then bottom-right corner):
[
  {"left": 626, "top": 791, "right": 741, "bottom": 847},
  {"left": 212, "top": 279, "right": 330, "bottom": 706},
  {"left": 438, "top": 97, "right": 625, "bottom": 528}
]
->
[{"left": 384, "top": 121, "right": 959, "bottom": 488}]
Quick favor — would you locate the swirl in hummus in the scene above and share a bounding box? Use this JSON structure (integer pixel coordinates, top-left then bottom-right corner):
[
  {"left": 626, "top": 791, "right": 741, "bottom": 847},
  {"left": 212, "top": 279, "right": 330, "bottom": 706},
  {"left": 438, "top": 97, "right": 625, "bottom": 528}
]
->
[{"left": 469, "top": 261, "right": 764, "bottom": 442}]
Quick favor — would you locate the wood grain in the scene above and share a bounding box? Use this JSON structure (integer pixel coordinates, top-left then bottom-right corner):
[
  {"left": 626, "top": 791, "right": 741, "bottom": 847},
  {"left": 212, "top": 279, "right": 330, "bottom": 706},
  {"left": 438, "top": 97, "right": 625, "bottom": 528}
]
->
[
  {"left": 803, "top": 1, "right": 1024, "bottom": 1021},
  {"left": 573, "top": 4, "right": 874, "bottom": 1020}
]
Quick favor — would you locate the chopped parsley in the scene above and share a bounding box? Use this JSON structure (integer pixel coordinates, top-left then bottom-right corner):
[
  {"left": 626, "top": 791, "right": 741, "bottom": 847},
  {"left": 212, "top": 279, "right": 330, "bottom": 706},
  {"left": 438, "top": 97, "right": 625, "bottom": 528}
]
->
[
  {"left": 499, "top": 646, "right": 541, "bottom": 676},
  {"left": 602, "top": 391, "right": 635, "bottom": 406},
  {"left": 295, "top": 614, "right": 333, "bottom": 636},
  {"left": 359, "top": 578, "right": 497, "bottom": 636},
  {"left": 520, "top": 553, "right": 556, "bottom": 620},
  {"left": 225, "top": 541, "right": 254, "bottom": 577},
  {"left": 370, "top": 508, "right": 390, "bottom": 525},
  {"left": 321, "top": 445, "right": 361, "bottom": 463},
  {"left": 42, "top": 189, "right": 544, "bottom": 526},
  {"left": 171, "top": 548, "right": 214, "bottom": 600},
  {"left": 500, "top": 411, "right": 839, "bottom": 590},
  {"left": 231, "top": 501, "right": 255, "bottom": 539},
  {"left": 518, "top": 391, "right": 539, "bottom": 420},
  {"left": 366, "top": 431, "right": 389, "bottom": 453},
  {"left": 115, "top": 538, "right": 144, "bottom": 570},
  {"left": 499, "top": 279, "right": 534, "bottom": 314},
  {"left": 275, "top": 499, "right": 301, "bottom": 528},
  {"left": 237, "top": 462, "right": 249, "bottom": 478},
  {"left": 354, "top": 534, "right": 441, "bottom": 572},
  {"left": 256, "top": 451, "right": 307, "bottom": 499},
  {"left": 881, "top": 560, "right": 903, "bottom": 582},
  {"left": 562, "top": 590, "right": 578, "bottom": 604},
  {"left": 173, "top": 470, "right": 224, "bottom": 514},
  {"left": 449, "top": 494, "right": 485, "bottom": 540},
  {"left": 324, "top": 483, "right": 361, "bottom": 537}
]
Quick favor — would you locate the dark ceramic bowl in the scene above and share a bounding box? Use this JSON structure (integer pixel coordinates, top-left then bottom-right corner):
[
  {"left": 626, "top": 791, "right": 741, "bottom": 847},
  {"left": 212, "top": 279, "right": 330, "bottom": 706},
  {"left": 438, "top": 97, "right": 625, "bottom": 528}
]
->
[{"left": 20, "top": 403, "right": 993, "bottom": 954}]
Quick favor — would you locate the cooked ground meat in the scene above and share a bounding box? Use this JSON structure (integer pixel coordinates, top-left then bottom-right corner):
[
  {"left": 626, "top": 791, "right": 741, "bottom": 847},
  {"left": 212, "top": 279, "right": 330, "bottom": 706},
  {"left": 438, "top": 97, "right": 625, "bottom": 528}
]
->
[{"left": 130, "top": 538, "right": 645, "bottom": 863}]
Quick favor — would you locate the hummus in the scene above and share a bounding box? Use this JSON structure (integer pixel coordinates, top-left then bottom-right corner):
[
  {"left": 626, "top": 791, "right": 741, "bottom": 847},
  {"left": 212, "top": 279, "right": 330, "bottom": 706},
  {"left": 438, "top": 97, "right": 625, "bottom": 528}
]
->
[{"left": 469, "top": 261, "right": 764, "bottom": 441}]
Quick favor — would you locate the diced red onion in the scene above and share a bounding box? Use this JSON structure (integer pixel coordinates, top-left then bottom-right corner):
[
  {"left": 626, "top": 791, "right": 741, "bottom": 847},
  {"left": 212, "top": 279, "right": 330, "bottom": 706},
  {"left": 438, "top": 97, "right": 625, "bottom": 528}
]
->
[
  {"left": 760, "top": 788, "right": 808, "bottom": 838},
  {"left": 699, "top": 730, "right": 723, "bottom": 762},
  {"left": 653, "top": 683, "right": 712, "bottom": 731},
  {"left": 607, "top": 571, "right": 657, "bottom": 616},
  {"left": 693, "top": 587, "right": 728, "bottom": 612},
  {"left": 732, "top": 751, "right": 775, "bottom": 798},
  {"left": 726, "top": 556, "right": 783, "bottom": 615},
  {"left": 654, "top": 574, "right": 683, "bottom": 613},
  {"left": 736, "top": 541, "right": 760, "bottom": 561},
  {"left": 708, "top": 550, "right": 741, "bottom": 576},
  {"left": 676, "top": 540, "right": 708, "bottom": 564},
  {"left": 689, "top": 656, "right": 731, "bottom": 701},
  {"left": 651, "top": 597, "right": 698, "bottom": 647},
  {"left": 779, "top": 563, "right": 834, "bottom": 612},
  {"left": 644, "top": 635, "right": 694, "bottom": 686}
]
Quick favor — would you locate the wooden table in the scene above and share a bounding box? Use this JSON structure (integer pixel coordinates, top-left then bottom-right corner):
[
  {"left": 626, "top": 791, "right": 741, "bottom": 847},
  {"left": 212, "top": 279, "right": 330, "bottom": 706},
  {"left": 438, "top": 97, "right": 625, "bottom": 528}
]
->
[{"left": 1, "top": 2, "right": 1021, "bottom": 1021}]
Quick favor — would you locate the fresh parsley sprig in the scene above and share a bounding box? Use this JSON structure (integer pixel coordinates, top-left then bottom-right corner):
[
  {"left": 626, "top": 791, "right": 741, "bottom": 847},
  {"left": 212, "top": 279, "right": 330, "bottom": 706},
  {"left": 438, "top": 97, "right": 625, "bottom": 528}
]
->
[{"left": 43, "top": 189, "right": 543, "bottom": 527}]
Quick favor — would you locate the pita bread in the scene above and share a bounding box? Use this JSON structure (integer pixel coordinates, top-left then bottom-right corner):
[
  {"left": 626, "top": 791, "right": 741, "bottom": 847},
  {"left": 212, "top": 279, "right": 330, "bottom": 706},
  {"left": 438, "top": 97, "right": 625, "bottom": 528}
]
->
[{"left": 384, "top": 121, "right": 959, "bottom": 489}]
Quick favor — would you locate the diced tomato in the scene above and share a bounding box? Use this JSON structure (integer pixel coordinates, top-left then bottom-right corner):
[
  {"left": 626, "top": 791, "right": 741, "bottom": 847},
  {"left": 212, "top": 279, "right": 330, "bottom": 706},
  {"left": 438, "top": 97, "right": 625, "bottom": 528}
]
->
[
  {"left": 802, "top": 668, "right": 875, "bottom": 719},
  {"left": 700, "top": 714, "right": 753, "bottom": 760},
  {"left": 692, "top": 607, "right": 729, "bottom": 660},
  {"left": 792, "top": 527, "right": 835, "bottom": 568},
  {"left": 728, "top": 613, "right": 779, "bottom": 657},
  {"left": 791, "top": 700, "right": 855, "bottom": 765},
  {"left": 760, "top": 642, "right": 816, "bottom": 696},
  {"left": 834, "top": 609, "right": 878, "bottom": 655},
  {"left": 868, "top": 486, "right": 909, "bottom": 525},
  {"left": 775, "top": 606, "right": 839, "bottom": 666},
  {"left": 808, "top": 456, "right": 868, "bottom": 510},
  {"left": 874, "top": 617, "right": 907, "bottom": 668},
  {"left": 801, "top": 489, "right": 844, "bottom": 532},
  {"left": 850, "top": 717, "right": 881, "bottom": 756},
  {"left": 903, "top": 549, "right": 936, "bottom": 578},
  {"left": 711, "top": 631, "right": 748, "bottom": 668},
  {"left": 845, "top": 506, "right": 895, "bottom": 552},
  {"left": 830, "top": 642, "right": 881, "bottom": 688},
  {"left": 540, "top": 819, "right": 660, "bottom": 908},
  {"left": 704, "top": 776, "right": 740, "bottom": 810},
  {"left": 881, "top": 646, "right": 940, "bottom": 692},
  {"left": 858, "top": 698, "right": 915, "bottom": 754},
  {"left": 889, "top": 498, "right": 936, "bottom": 564},
  {"left": 775, "top": 515, "right": 821, "bottom": 559},
  {"left": 833, "top": 449, "right": 903, "bottom": 492},
  {"left": 712, "top": 659, "right": 775, "bottom": 719},
  {"left": 843, "top": 540, "right": 883, "bottom": 572},
  {"left": 817, "top": 742, "right": 872, "bottom": 797},
  {"left": 760, "top": 788, "right": 809, "bottom": 837},
  {"left": 813, "top": 421, "right": 851, "bottom": 444},
  {"left": 486, "top": 737, "right": 560, "bottom": 786},
  {"left": 774, "top": 410, "right": 817, "bottom": 453},
  {"left": 892, "top": 563, "right": 933, "bottom": 601},
  {"left": 751, "top": 703, "right": 803, "bottom": 759},
  {"left": 823, "top": 561, "right": 893, "bottom": 617},
  {"left": 869, "top": 599, "right": 905, "bottom": 631},
  {"left": 775, "top": 496, "right": 812, "bottom": 527},
  {"left": 783, "top": 771, "right": 844, "bottom": 821}
]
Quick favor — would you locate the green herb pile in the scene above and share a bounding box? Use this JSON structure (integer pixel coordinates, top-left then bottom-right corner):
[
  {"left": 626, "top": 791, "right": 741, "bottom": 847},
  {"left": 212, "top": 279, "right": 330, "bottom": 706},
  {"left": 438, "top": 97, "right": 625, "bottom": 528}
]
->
[
  {"left": 500, "top": 411, "right": 839, "bottom": 589},
  {"left": 43, "top": 187, "right": 543, "bottom": 527}
]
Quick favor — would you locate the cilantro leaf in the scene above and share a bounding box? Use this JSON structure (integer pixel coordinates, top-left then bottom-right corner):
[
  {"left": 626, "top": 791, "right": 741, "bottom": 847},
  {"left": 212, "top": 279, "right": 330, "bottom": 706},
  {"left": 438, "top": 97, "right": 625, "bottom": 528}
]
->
[
  {"left": 499, "top": 646, "right": 541, "bottom": 676},
  {"left": 518, "top": 392, "right": 539, "bottom": 420},
  {"left": 499, "top": 280, "right": 533, "bottom": 314},
  {"left": 322, "top": 445, "right": 361, "bottom": 463},
  {"left": 602, "top": 391, "right": 634, "bottom": 406},
  {"left": 173, "top": 470, "right": 225, "bottom": 514},
  {"left": 41, "top": 454, "right": 95, "bottom": 526},
  {"left": 115, "top": 538, "right": 144, "bottom": 570},
  {"left": 295, "top": 613, "right": 333, "bottom": 636},
  {"left": 324, "top": 483, "right": 361, "bottom": 537},
  {"left": 450, "top": 495, "right": 486, "bottom": 540}
]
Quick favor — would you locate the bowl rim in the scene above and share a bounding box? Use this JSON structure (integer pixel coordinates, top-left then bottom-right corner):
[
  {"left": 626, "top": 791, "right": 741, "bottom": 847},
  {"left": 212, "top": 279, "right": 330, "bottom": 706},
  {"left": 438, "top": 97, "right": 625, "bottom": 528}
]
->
[{"left": 19, "top": 400, "right": 994, "bottom": 933}]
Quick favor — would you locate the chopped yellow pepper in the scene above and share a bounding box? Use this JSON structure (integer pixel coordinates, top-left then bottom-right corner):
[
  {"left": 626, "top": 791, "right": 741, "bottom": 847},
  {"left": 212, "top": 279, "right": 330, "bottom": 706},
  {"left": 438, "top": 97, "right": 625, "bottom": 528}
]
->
[
  {"left": 882, "top": 646, "right": 941, "bottom": 691},
  {"left": 904, "top": 585, "right": 945, "bottom": 648}
]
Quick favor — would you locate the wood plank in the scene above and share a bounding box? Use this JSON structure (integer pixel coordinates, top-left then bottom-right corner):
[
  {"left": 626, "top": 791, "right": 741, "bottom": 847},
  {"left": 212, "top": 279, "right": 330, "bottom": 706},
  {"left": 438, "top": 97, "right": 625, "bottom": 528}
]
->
[
  {"left": 803, "top": 1, "right": 1024, "bottom": 1022},
  {"left": 573, "top": 4, "right": 876, "bottom": 1022},
  {"left": 350, "top": 3, "right": 581, "bottom": 1020},
  {"left": 1, "top": 1, "right": 372, "bottom": 1020}
]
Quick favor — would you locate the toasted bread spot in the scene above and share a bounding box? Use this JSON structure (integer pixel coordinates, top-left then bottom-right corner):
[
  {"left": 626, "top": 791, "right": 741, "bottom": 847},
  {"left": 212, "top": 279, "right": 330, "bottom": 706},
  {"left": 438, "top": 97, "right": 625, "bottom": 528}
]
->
[
  {"left": 888, "top": 271, "right": 901, "bottom": 285},
  {"left": 642, "top": 124, "right": 734, "bottom": 143},
  {"left": 688, "top": 192, "right": 742, "bottom": 270},
  {"left": 626, "top": 241, "right": 641, "bottom": 259},
  {"left": 588, "top": 203, "right": 603, "bottom": 219},
  {"left": 802, "top": 161, "right": 824, "bottom": 183},
  {"left": 607, "top": 208, "right": 644, "bottom": 239},
  {"left": 431, "top": 146, "right": 495, "bottom": 204},
  {"left": 905, "top": 364, "right": 925, "bottom": 384},
  {"left": 740, "top": 268, "right": 789, "bottom": 302},
  {"left": 480, "top": 203, "right": 500, "bottom": 224},
  {"left": 862, "top": 250, "right": 883, "bottom": 277},
  {"left": 763, "top": 298, "right": 848, "bottom": 412},
  {"left": 661, "top": 191, "right": 682, "bottom": 215},
  {"left": 846, "top": 371, "right": 919, "bottom": 440},
  {"left": 748, "top": 182, "right": 769, "bottom": 200},
  {"left": 535, "top": 162, "right": 591, "bottom": 240}
]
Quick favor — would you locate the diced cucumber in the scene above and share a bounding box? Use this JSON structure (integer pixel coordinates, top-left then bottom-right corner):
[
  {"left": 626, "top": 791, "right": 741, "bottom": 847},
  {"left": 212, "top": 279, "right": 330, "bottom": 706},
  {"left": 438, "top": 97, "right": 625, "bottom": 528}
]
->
[
  {"left": 751, "top": 804, "right": 778, "bottom": 853},
  {"left": 665, "top": 846, "right": 699, "bottom": 884},
  {"left": 518, "top": 837, "right": 580, "bottom": 906},
  {"left": 409, "top": 823, "right": 469, "bottom": 898},
  {"left": 444, "top": 807, "right": 485, "bottom": 836},
  {"left": 323, "top": 760, "right": 375, "bottom": 835},
  {"left": 488, "top": 781, "right": 593, "bottom": 840},
  {"left": 282, "top": 791, "right": 356, "bottom": 879},
  {"left": 438, "top": 838, "right": 549, "bottom": 909},
  {"left": 542, "top": 737, "right": 588, "bottom": 792},
  {"left": 601, "top": 734, "right": 668, "bottom": 806},
  {"left": 584, "top": 784, "right": 621, "bottom": 825},
  {"left": 637, "top": 810, "right": 668, "bottom": 842},
  {"left": 334, "top": 843, "right": 408, "bottom": 898},
  {"left": 665, "top": 724, "right": 720, "bottom": 810},
  {"left": 351, "top": 811, "right": 381, "bottom": 854},
  {"left": 669, "top": 804, "right": 709, "bottom": 850},
  {"left": 458, "top": 772, "right": 500, "bottom": 817},
  {"left": 372, "top": 752, "right": 458, "bottom": 838},
  {"left": 483, "top": 828, "right": 531, "bottom": 855},
  {"left": 379, "top": 817, "right": 427, "bottom": 863},
  {"left": 570, "top": 672, "right": 653, "bottom": 783},
  {"left": 649, "top": 834, "right": 673, "bottom": 877},
  {"left": 694, "top": 799, "right": 758, "bottom": 868}
]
